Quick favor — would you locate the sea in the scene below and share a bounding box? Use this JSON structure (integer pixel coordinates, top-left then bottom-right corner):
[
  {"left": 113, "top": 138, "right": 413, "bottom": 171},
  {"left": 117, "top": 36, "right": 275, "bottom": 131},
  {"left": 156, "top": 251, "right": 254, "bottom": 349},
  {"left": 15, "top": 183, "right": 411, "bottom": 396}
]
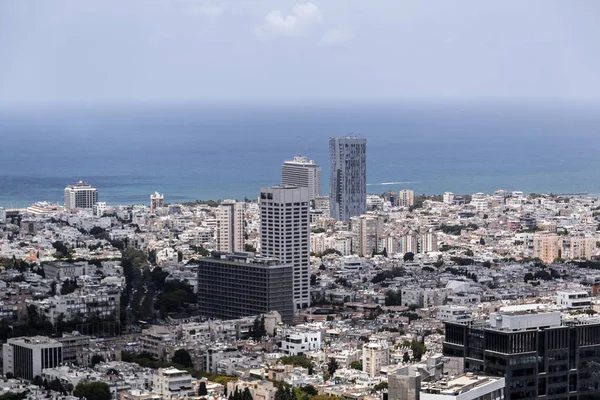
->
[{"left": 1, "top": 100, "right": 600, "bottom": 207}]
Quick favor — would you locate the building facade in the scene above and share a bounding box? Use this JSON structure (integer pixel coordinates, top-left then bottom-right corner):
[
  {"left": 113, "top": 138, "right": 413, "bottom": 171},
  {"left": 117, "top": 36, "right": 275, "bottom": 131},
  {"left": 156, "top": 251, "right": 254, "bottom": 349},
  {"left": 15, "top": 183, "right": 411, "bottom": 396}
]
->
[
  {"left": 2, "top": 336, "right": 63, "bottom": 381},
  {"left": 197, "top": 252, "right": 294, "bottom": 324},
  {"left": 280, "top": 331, "right": 321, "bottom": 355},
  {"left": 217, "top": 200, "right": 245, "bottom": 253},
  {"left": 152, "top": 367, "right": 194, "bottom": 399},
  {"left": 443, "top": 305, "right": 600, "bottom": 400},
  {"left": 329, "top": 136, "right": 367, "bottom": 222},
  {"left": 150, "top": 192, "right": 164, "bottom": 212},
  {"left": 351, "top": 214, "right": 384, "bottom": 256},
  {"left": 64, "top": 181, "right": 98, "bottom": 209},
  {"left": 398, "top": 190, "right": 415, "bottom": 208},
  {"left": 260, "top": 185, "right": 310, "bottom": 310},
  {"left": 281, "top": 156, "right": 322, "bottom": 201},
  {"left": 362, "top": 341, "right": 389, "bottom": 377}
]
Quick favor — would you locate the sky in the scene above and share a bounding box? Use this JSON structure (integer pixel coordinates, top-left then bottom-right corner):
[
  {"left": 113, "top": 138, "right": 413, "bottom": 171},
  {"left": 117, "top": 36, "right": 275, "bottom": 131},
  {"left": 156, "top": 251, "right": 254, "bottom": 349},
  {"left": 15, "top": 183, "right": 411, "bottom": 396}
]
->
[{"left": 1, "top": 0, "right": 600, "bottom": 104}]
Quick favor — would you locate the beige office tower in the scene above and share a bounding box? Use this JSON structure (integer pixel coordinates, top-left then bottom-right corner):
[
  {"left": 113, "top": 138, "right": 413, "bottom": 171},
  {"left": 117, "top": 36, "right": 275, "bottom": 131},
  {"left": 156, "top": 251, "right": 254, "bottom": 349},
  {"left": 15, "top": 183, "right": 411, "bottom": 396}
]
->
[
  {"left": 260, "top": 186, "right": 310, "bottom": 310},
  {"left": 281, "top": 156, "right": 322, "bottom": 201},
  {"left": 399, "top": 189, "right": 415, "bottom": 207},
  {"left": 217, "top": 200, "right": 245, "bottom": 253},
  {"left": 351, "top": 214, "right": 384, "bottom": 256}
]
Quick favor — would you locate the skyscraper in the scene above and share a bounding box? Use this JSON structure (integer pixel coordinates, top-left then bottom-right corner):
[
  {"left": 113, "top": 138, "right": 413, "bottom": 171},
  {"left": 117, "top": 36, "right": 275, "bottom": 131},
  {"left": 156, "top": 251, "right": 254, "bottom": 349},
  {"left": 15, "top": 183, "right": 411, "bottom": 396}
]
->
[
  {"left": 329, "top": 136, "right": 367, "bottom": 222},
  {"left": 260, "top": 185, "right": 310, "bottom": 310},
  {"left": 64, "top": 181, "right": 98, "bottom": 209},
  {"left": 281, "top": 156, "right": 322, "bottom": 201},
  {"left": 217, "top": 200, "right": 245, "bottom": 253}
]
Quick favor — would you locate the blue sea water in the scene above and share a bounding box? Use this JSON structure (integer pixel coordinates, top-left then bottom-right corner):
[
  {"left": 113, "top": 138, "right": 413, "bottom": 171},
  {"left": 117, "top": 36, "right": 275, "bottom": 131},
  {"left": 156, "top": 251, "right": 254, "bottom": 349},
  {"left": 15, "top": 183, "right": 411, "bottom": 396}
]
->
[{"left": 1, "top": 100, "right": 600, "bottom": 207}]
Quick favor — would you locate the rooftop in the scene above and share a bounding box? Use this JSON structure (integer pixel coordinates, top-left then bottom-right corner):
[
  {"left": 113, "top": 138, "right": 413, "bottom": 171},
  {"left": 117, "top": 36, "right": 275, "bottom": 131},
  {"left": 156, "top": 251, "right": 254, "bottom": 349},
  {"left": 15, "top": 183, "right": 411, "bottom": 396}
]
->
[{"left": 421, "top": 374, "right": 504, "bottom": 396}]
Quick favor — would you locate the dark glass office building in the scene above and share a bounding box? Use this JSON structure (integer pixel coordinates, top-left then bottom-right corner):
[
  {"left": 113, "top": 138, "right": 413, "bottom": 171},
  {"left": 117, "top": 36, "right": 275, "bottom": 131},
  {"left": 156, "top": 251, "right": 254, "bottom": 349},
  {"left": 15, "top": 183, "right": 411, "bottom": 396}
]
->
[
  {"left": 197, "top": 252, "right": 294, "bottom": 325},
  {"left": 443, "top": 310, "right": 600, "bottom": 400}
]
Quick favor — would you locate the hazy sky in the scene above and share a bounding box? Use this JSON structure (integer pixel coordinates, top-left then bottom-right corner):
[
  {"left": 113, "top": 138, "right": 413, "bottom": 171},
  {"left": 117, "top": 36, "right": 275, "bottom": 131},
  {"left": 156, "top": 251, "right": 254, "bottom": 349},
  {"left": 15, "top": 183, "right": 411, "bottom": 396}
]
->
[{"left": 1, "top": 0, "right": 600, "bottom": 104}]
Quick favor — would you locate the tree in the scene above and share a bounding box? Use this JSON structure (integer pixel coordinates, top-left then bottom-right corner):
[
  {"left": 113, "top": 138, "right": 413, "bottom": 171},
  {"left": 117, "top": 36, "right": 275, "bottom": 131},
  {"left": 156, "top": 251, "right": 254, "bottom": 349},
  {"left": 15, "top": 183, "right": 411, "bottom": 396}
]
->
[
  {"left": 177, "top": 251, "right": 183, "bottom": 262},
  {"left": 327, "top": 358, "right": 339, "bottom": 376},
  {"left": 350, "top": 361, "right": 362, "bottom": 370},
  {"left": 402, "top": 352, "right": 410, "bottom": 363},
  {"left": 198, "top": 381, "right": 208, "bottom": 396},
  {"left": 373, "top": 382, "right": 388, "bottom": 391},
  {"left": 250, "top": 316, "right": 267, "bottom": 339},
  {"left": 403, "top": 252, "right": 414, "bottom": 262},
  {"left": 60, "top": 278, "right": 79, "bottom": 295},
  {"left": 172, "top": 348, "right": 193, "bottom": 368},
  {"left": 310, "top": 274, "right": 317, "bottom": 286},
  {"left": 381, "top": 248, "right": 388, "bottom": 258},
  {"left": 479, "top": 237, "right": 485, "bottom": 245},
  {"left": 91, "top": 354, "right": 105, "bottom": 367},
  {"left": 245, "top": 244, "right": 257, "bottom": 253},
  {"left": 242, "top": 388, "right": 253, "bottom": 400},
  {"left": 32, "top": 376, "right": 44, "bottom": 387},
  {"left": 73, "top": 382, "right": 111, "bottom": 400}
]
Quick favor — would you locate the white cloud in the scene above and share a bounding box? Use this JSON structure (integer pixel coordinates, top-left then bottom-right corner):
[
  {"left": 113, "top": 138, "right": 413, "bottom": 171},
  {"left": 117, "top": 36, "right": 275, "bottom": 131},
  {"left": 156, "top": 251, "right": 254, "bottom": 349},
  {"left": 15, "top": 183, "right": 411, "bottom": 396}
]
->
[
  {"left": 254, "top": 3, "right": 322, "bottom": 38},
  {"left": 321, "top": 28, "right": 353, "bottom": 46}
]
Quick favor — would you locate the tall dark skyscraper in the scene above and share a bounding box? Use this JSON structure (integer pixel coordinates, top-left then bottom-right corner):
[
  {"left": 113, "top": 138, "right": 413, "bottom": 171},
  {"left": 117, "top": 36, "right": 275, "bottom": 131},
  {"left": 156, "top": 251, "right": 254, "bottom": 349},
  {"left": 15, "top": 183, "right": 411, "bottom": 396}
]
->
[{"left": 329, "top": 136, "right": 367, "bottom": 222}]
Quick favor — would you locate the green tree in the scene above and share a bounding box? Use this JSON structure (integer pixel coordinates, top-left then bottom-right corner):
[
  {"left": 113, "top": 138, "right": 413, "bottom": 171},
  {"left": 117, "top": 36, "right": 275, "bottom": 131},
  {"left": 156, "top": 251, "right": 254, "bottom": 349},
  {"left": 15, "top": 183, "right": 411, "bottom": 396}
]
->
[
  {"left": 91, "top": 354, "right": 105, "bottom": 367},
  {"left": 403, "top": 252, "right": 414, "bottom": 262},
  {"left": 250, "top": 316, "right": 267, "bottom": 339},
  {"left": 73, "top": 382, "right": 111, "bottom": 400},
  {"left": 198, "top": 381, "right": 208, "bottom": 396},
  {"left": 327, "top": 358, "right": 339, "bottom": 376},
  {"left": 350, "top": 361, "right": 362, "bottom": 370},
  {"left": 32, "top": 376, "right": 44, "bottom": 387},
  {"left": 402, "top": 352, "right": 410, "bottom": 363},
  {"left": 373, "top": 381, "right": 388, "bottom": 391},
  {"left": 172, "top": 348, "right": 193, "bottom": 368}
]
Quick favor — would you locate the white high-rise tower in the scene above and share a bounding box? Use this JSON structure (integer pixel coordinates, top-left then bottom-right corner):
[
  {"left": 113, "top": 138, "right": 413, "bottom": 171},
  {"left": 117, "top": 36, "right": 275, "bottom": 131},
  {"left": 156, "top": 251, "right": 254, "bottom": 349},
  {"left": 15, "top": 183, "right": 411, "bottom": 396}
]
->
[
  {"left": 281, "top": 156, "right": 321, "bottom": 201},
  {"left": 64, "top": 181, "right": 98, "bottom": 210},
  {"left": 260, "top": 185, "right": 310, "bottom": 310}
]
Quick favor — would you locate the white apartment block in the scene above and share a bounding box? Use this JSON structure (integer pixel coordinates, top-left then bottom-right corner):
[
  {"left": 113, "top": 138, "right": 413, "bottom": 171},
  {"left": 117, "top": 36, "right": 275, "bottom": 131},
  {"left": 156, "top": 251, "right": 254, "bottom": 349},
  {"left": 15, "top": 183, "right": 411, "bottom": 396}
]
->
[
  {"left": 282, "top": 156, "right": 322, "bottom": 201},
  {"left": 3, "top": 336, "right": 63, "bottom": 381},
  {"left": 92, "top": 201, "right": 107, "bottom": 217},
  {"left": 556, "top": 291, "right": 591, "bottom": 309},
  {"left": 362, "top": 341, "right": 389, "bottom": 377},
  {"left": 437, "top": 305, "right": 472, "bottom": 323},
  {"left": 33, "top": 290, "right": 120, "bottom": 325},
  {"left": 260, "top": 186, "right": 310, "bottom": 310},
  {"left": 150, "top": 192, "right": 164, "bottom": 212},
  {"left": 0, "top": 206, "right": 6, "bottom": 223},
  {"left": 280, "top": 331, "right": 321, "bottom": 355},
  {"left": 443, "top": 192, "right": 455, "bottom": 205},
  {"left": 398, "top": 190, "right": 415, "bottom": 207},
  {"left": 217, "top": 200, "right": 244, "bottom": 253},
  {"left": 152, "top": 367, "right": 195, "bottom": 399},
  {"left": 64, "top": 181, "right": 98, "bottom": 209},
  {"left": 351, "top": 214, "right": 384, "bottom": 256}
]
